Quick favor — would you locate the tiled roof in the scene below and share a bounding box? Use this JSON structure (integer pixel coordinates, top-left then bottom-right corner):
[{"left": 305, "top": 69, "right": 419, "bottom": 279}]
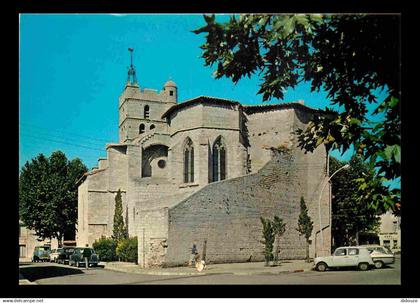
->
[
  {"left": 161, "top": 96, "right": 241, "bottom": 119},
  {"left": 242, "top": 102, "right": 322, "bottom": 114},
  {"left": 161, "top": 96, "right": 322, "bottom": 119},
  {"left": 75, "top": 168, "right": 107, "bottom": 185}
]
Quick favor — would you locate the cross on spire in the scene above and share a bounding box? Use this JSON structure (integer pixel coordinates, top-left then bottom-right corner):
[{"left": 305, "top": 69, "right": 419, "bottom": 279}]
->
[{"left": 127, "top": 48, "right": 137, "bottom": 85}]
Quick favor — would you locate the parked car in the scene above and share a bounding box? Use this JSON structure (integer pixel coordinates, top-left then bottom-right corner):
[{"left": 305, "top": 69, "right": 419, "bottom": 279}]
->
[
  {"left": 32, "top": 245, "right": 51, "bottom": 262},
  {"left": 57, "top": 246, "right": 76, "bottom": 265},
  {"left": 314, "top": 246, "right": 374, "bottom": 272},
  {"left": 361, "top": 245, "right": 395, "bottom": 269},
  {"left": 49, "top": 248, "right": 64, "bottom": 263},
  {"left": 68, "top": 247, "right": 99, "bottom": 268}
]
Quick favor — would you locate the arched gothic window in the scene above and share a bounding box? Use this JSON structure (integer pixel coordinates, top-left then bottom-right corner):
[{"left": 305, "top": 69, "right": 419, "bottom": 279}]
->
[
  {"left": 144, "top": 105, "right": 150, "bottom": 119},
  {"left": 183, "top": 138, "right": 194, "bottom": 183},
  {"left": 212, "top": 136, "right": 226, "bottom": 182},
  {"left": 139, "top": 124, "right": 145, "bottom": 134}
]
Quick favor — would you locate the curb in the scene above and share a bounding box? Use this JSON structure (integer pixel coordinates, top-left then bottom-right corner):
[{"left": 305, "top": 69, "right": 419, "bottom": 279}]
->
[
  {"left": 104, "top": 264, "right": 310, "bottom": 276},
  {"left": 104, "top": 265, "right": 207, "bottom": 276},
  {"left": 19, "top": 279, "right": 37, "bottom": 285},
  {"left": 19, "top": 274, "right": 37, "bottom": 285}
]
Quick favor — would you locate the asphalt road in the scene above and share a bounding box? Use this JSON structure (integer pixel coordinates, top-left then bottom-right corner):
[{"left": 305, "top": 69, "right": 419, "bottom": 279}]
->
[{"left": 19, "top": 258, "right": 400, "bottom": 285}]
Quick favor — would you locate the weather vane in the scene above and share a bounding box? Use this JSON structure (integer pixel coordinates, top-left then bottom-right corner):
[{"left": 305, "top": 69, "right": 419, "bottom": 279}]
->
[{"left": 127, "top": 48, "right": 137, "bottom": 84}]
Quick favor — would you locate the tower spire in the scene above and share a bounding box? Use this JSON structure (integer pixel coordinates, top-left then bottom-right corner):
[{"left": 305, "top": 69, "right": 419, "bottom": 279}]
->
[{"left": 127, "top": 48, "right": 137, "bottom": 85}]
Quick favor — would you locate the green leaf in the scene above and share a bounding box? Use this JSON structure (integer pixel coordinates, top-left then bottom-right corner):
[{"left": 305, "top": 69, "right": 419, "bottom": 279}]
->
[
  {"left": 389, "top": 96, "right": 399, "bottom": 108},
  {"left": 393, "top": 145, "right": 401, "bottom": 163}
]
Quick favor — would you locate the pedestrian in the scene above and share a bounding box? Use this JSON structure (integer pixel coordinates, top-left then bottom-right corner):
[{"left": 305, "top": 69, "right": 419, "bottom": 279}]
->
[
  {"left": 189, "top": 243, "right": 198, "bottom": 267},
  {"left": 83, "top": 244, "right": 92, "bottom": 270}
]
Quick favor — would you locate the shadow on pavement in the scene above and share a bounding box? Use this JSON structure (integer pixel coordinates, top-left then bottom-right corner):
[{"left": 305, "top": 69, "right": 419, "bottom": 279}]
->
[{"left": 19, "top": 266, "right": 84, "bottom": 282}]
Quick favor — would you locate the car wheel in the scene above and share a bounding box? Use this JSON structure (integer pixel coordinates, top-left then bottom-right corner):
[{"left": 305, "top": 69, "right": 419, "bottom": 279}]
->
[
  {"left": 316, "top": 262, "right": 328, "bottom": 272},
  {"left": 358, "top": 263, "right": 369, "bottom": 271},
  {"left": 374, "top": 261, "right": 384, "bottom": 269}
]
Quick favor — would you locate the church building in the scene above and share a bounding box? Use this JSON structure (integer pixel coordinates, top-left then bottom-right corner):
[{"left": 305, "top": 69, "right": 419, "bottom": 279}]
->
[{"left": 76, "top": 57, "right": 331, "bottom": 267}]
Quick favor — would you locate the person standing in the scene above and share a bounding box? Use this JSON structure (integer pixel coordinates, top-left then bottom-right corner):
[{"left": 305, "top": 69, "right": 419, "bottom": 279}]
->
[
  {"left": 189, "top": 243, "right": 198, "bottom": 267},
  {"left": 83, "top": 244, "right": 92, "bottom": 270}
]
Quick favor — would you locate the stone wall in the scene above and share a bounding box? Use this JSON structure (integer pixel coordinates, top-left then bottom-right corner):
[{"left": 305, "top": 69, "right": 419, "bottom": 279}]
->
[
  {"left": 246, "top": 108, "right": 294, "bottom": 172},
  {"left": 136, "top": 208, "right": 169, "bottom": 268},
  {"left": 161, "top": 145, "right": 329, "bottom": 267}
]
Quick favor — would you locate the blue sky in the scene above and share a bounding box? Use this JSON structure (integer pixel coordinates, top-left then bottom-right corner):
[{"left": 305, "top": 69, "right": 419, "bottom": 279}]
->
[{"left": 19, "top": 14, "right": 397, "bottom": 188}]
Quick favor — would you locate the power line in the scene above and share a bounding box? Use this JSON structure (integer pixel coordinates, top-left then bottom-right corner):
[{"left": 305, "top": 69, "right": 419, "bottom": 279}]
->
[
  {"left": 20, "top": 122, "right": 114, "bottom": 144},
  {"left": 20, "top": 132, "right": 105, "bottom": 152}
]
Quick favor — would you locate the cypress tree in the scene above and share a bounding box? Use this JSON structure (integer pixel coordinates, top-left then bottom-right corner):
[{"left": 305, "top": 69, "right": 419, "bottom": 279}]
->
[
  {"left": 113, "top": 189, "right": 127, "bottom": 242},
  {"left": 296, "top": 196, "right": 314, "bottom": 262}
]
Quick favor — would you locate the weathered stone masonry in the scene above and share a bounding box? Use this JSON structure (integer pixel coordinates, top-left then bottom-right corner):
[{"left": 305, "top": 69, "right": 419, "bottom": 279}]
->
[{"left": 76, "top": 75, "right": 331, "bottom": 267}]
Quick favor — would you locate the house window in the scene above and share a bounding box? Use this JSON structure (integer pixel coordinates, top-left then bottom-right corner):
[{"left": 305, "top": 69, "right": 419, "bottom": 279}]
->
[
  {"left": 139, "top": 124, "right": 145, "bottom": 134},
  {"left": 144, "top": 105, "right": 150, "bottom": 119},
  {"left": 169, "top": 90, "right": 174, "bottom": 96},
  {"left": 184, "top": 138, "right": 194, "bottom": 183},
  {"left": 212, "top": 136, "right": 226, "bottom": 182}
]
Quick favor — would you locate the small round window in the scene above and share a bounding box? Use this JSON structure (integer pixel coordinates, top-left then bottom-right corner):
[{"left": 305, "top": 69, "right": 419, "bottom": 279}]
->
[{"left": 157, "top": 159, "right": 166, "bottom": 169}]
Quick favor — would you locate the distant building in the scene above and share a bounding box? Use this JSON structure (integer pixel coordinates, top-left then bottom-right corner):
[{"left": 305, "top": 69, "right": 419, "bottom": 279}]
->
[
  {"left": 378, "top": 211, "right": 401, "bottom": 253},
  {"left": 76, "top": 59, "right": 331, "bottom": 267},
  {"left": 19, "top": 221, "right": 56, "bottom": 262}
]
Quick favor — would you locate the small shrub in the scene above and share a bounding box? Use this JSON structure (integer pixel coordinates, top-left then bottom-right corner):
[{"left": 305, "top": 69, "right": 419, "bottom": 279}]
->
[
  {"left": 92, "top": 236, "right": 117, "bottom": 262},
  {"left": 116, "top": 236, "right": 138, "bottom": 263}
]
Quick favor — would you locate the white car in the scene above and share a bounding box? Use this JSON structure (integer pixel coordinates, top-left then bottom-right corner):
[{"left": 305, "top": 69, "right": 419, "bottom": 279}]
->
[
  {"left": 49, "top": 248, "right": 64, "bottom": 263},
  {"left": 361, "top": 245, "right": 395, "bottom": 269},
  {"left": 314, "top": 246, "right": 374, "bottom": 271}
]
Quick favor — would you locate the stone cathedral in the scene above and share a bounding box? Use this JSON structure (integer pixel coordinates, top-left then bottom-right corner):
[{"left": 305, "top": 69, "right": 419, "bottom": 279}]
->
[{"left": 76, "top": 58, "right": 331, "bottom": 268}]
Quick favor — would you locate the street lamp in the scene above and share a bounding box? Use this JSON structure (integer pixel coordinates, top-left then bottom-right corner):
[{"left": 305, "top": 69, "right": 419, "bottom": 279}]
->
[{"left": 317, "top": 163, "right": 350, "bottom": 256}]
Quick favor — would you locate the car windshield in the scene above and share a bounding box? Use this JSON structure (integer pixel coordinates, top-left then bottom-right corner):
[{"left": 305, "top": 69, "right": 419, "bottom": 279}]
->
[{"left": 82, "top": 248, "right": 95, "bottom": 254}]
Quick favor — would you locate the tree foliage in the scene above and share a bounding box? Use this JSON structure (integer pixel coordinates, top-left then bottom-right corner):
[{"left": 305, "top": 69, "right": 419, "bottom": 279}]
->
[
  {"left": 296, "top": 196, "right": 313, "bottom": 262},
  {"left": 193, "top": 14, "right": 400, "bottom": 214},
  {"left": 260, "top": 217, "right": 275, "bottom": 266},
  {"left": 112, "top": 189, "right": 128, "bottom": 242},
  {"left": 330, "top": 156, "right": 382, "bottom": 248},
  {"left": 116, "top": 236, "right": 138, "bottom": 263},
  {"left": 93, "top": 236, "right": 118, "bottom": 262},
  {"left": 19, "top": 151, "right": 88, "bottom": 246},
  {"left": 272, "top": 216, "right": 286, "bottom": 265},
  {"left": 260, "top": 216, "right": 286, "bottom": 266}
]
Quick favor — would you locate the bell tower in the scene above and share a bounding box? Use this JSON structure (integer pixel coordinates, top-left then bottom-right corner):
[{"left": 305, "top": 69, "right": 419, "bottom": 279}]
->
[{"left": 118, "top": 48, "right": 178, "bottom": 143}]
